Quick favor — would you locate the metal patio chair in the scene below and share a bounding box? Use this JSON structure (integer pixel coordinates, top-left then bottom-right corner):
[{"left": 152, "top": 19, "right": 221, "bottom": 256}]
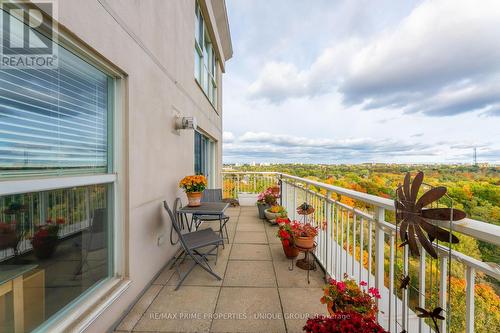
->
[
  {"left": 74, "top": 208, "right": 107, "bottom": 276},
  {"left": 164, "top": 199, "right": 223, "bottom": 290},
  {"left": 192, "top": 189, "right": 230, "bottom": 243}
]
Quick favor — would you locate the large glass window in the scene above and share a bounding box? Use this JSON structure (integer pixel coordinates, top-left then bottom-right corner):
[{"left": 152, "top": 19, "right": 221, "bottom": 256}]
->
[
  {"left": 194, "top": 2, "right": 217, "bottom": 107},
  {"left": 0, "top": 42, "right": 111, "bottom": 178},
  {"left": 194, "top": 131, "right": 215, "bottom": 187},
  {"left": 0, "top": 8, "right": 115, "bottom": 333}
]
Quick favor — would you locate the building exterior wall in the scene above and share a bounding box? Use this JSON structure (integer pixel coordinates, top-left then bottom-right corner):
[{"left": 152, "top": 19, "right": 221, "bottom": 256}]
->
[{"left": 47, "top": 0, "right": 230, "bottom": 331}]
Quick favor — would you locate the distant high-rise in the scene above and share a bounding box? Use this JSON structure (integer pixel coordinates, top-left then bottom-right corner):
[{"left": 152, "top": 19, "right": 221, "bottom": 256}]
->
[{"left": 473, "top": 147, "right": 477, "bottom": 166}]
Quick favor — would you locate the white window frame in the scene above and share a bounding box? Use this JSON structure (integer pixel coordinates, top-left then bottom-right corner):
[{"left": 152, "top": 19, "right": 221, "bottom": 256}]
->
[
  {"left": 0, "top": 24, "right": 128, "bottom": 332},
  {"left": 194, "top": 1, "right": 218, "bottom": 107}
]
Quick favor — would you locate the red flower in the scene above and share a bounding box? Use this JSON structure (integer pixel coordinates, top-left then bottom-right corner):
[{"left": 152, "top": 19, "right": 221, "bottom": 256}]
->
[
  {"left": 282, "top": 239, "right": 290, "bottom": 247},
  {"left": 368, "top": 287, "right": 381, "bottom": 299},
  {"left": 279, "top": 229, "right": 290, "bottom": 239},
  {"left": 276, "top": 217, "right": 290, "bottom": 224},
  {"left": 337, "top": 281, "right": 346, "bottom": 292},
  {"left": 360, "top": 281, "right": 367, "bottom": 286},
  {"left": 303, "top": 312, "right": 388, "bottom": 333}
]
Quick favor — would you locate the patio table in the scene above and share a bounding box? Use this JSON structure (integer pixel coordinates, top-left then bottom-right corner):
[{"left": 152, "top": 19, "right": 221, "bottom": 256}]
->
[{"left": 178, "top": 202, "right": 229, "bottom": 234}]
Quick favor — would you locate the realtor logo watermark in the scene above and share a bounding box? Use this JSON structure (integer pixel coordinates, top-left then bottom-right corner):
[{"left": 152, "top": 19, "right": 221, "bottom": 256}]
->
[{"left": 1, "top": 0, "right": 58, "bottom": 69}]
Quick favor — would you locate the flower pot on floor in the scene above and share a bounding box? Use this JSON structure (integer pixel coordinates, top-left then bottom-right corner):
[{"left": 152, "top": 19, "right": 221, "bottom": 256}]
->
[
  {"left": 186, "top": 192, "right": 202, "bottom": 207},
  {"left": 295, "top": 235, "right": 315, "bottom": 249},
  {"left": 0, "top": 229, "right": 18, "bottom": 251},
  {"left": 33, "top": 239, "right": 58, "bottom": 259},
  {"left": 282, "top": 241, "right": 299, "bottom": 259},
  {"left": 257, "top": 203, "right": 270, "bottom": 219},
  {"left": 264, "top": 209, "right": 283, "bottom": 224}
]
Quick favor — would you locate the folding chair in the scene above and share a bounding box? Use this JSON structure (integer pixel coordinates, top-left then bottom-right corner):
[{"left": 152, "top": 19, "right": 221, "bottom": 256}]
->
[
  {"left": 192, "top": 189, "right": 230, "bottom": 243},
  {"left": 164, "top": 199, "right": 223, "bottom": 290},
  {"left": 75, "top": 208, "right": 107, "bottom": 276}
]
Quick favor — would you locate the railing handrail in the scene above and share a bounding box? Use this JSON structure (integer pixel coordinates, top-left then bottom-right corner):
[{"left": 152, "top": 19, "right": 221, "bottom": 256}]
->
[{"left": 222, "top": 171, "right": 500, "bottom": 246}]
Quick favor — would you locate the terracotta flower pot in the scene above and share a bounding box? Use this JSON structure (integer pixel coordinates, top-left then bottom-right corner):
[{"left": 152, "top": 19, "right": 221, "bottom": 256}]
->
[
  {"left": 33, "top": 239, "right": 58, "bottom": 259},
  {"left": 0, "top": 231, "right": 18, "bottom": 251},
  {"left": 282, "top": 241, "right": 299, "bottom": 259},
  {"left": 186, "top": 192, "right": 202, "bottom": 207},
  {"left": 327, "top": 302, "right": 336, "bottom": 316},
  {"left": 295, "top": 235, "right": 315, "bottom": 249}
]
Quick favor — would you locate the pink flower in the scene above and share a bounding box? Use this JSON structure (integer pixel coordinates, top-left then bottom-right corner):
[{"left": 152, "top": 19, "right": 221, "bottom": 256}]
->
[
  {"left": 337, "top": 281, "right": 346, "bottom": 292},
  {"left": 368, "top": 287, "right": 381, "bottom": 299},
  {"left": 360, "top": 281, "right": 367, "bottom": 286}
]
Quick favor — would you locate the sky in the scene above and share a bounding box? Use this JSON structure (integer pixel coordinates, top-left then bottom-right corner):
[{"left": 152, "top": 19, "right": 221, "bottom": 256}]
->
[{"left": 221, "top": 0, "right": 500, "bottom": 165}]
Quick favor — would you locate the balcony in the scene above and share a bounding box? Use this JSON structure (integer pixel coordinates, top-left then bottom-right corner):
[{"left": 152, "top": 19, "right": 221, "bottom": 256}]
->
[{"left": 114, "top": 172, "right": 500, "bottom": 333}]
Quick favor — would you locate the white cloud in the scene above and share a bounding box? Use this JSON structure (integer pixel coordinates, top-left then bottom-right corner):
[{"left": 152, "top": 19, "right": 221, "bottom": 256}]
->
[
  {"left": 223, "top": 131, "right": 488, "bottom": 163},
  {"left": 247, "top": 0, "right": 500, "bottom": 117},
  {"left": 224, "top": 0, "right": 500, "bottom": 164},
  {"left": 223, "top": 131, "right": 235, "bottom": 143}
]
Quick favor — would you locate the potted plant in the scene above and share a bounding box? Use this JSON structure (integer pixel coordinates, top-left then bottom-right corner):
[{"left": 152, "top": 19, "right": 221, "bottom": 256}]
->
[
  {"left": 303, "top": 313, "right": 388, "bottom": 333},
  {"left": 3, "top": 202, "right": 29, "bottom": 257},
  {"left": 320, "top": 276, "right": 380, "bottom": 319},
  {"left": 297, "top": 202, "right": 315, "bottom": 216},
  {"left": 257, "top": 186, "right": 280, "bottom": 219},
  {"left": 293, "top": 222, "right": 318, "bottom": 249},
  {"left": 31, "top": 218, "right": 64, "bottom": 259},
  {"left": 0, "top": 222, "right": 18, "bottom": 251},
  {"left": 179, "top": 175, "right": 208, "bottom": 207},
  {"left": 264, "top": 205, "right": 287, "bottom": 224},
  {"left": 276, "top": 218, "right": 300, "bottom": 258}
]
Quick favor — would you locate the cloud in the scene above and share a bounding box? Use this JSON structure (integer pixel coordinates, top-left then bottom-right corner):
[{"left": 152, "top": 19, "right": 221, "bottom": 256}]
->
[
  {"left": 223, "top": 131, "right": 484, "bottom": 163},
  {"left": 223, "top": 131, "right": 235, "bottom": 143},
  {"left": 247, "top": 0, "right": 500, "bottom": 117}
]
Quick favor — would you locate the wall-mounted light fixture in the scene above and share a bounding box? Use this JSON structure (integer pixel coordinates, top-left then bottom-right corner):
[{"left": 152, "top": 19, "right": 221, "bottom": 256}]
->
[{"left": 175, "top": 116, "right": 197, "bottom": 130}]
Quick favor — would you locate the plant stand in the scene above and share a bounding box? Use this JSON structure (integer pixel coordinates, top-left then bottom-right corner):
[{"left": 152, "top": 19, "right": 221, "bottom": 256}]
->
[{"left": 290, "top": 243, "right": 317, "bottom": 284}]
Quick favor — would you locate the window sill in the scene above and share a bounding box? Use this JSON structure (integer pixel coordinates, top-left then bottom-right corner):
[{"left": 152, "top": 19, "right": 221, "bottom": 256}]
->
[
  {"left": 35, "top": 277, "right": 132, "bottom": 333},
  {"left": 194, "top": 78, "right": 219, "bottom": 115}
]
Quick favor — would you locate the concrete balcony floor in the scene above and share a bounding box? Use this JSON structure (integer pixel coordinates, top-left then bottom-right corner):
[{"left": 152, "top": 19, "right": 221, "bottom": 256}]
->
[{"left": 115, "top": 206, "right": 328, "bottom": 333}]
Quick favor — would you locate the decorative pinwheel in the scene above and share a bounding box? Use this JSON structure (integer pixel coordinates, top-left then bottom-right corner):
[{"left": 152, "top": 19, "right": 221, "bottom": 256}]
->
[
  {"left": 395, "top": 172, "right": 465, "bottom": 259},
  {"left": 416, "top": 307, "right": 445, "bottom": 333}
]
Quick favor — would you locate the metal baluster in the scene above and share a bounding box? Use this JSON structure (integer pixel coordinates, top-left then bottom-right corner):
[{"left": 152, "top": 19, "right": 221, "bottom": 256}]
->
[
  {"left": 439, "top": 256, "right": 448, "bottom": 333},
  {"left": 465, "top": 267, "right": 475, "bottom": 333},
  {"left": 335, "top": 202, "right": 339, "bottom": 279},
  {"left": 375, "top": 207, "right": 385, "bottom": 323},
  {"left": 340, "top": 208, "right": 344, "bottom": 278},
  {"left": 402, "top": 245, "right": 409, "bottom": 331},
  {"left": 367, "top": 220, "right": 373, "bottom": 288},
  {"left": 352, "top": 214, "right": 356, "bottom": 277},
  {"left": 389, "top": 233, "right": 395, "bottom": 332},
  {"left": 359, "top": 217, "right": 364, "bottom": 283},
  {"left": 419, "top": 246, "right": 426, "bottom": 332}
]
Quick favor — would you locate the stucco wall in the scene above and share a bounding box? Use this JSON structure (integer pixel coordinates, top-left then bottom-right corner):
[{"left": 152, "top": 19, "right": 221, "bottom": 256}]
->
[{"left": 54, "top": 0, "right": 227, "bottom": 331}]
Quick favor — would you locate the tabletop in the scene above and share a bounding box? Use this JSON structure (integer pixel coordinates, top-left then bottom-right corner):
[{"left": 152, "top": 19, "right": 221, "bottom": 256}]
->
[
  {"left": 0, "top": 264, "right": 38, "bottom": 285},
  {"left": 178, "top": 202, "right": 229, "bottom": 215}
]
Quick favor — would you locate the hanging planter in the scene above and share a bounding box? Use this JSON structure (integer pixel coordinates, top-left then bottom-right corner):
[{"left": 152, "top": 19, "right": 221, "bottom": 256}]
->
[{"left": 179, "top": 175, "right": 207, "bottom": 207}]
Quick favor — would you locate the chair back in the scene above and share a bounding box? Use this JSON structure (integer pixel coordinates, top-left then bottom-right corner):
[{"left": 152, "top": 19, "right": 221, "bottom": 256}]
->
[
  {"left": 164, "top": 200, "right": 191, "bottom": 251},
  {"left": 201, "top": 189, "right": 223, "bottom": 203},
  {"left": 84, "top": 208, "right": 107, "bottom": 251}
]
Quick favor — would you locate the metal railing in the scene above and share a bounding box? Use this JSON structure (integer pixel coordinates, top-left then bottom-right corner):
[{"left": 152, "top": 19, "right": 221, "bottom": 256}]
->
[{"left": 222, "top": 171, "right": 500, "bottom": 333}]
